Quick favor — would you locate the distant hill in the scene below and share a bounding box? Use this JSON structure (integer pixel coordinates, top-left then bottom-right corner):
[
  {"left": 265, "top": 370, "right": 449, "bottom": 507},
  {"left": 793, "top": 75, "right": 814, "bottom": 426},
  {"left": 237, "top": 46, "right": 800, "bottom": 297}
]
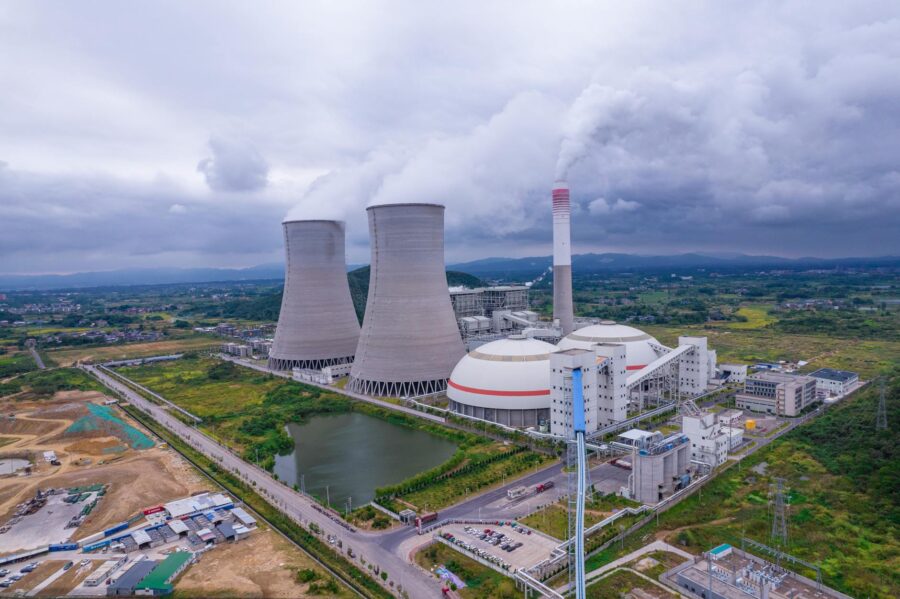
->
[
  {"left": 2, "top": 253, "right": 896, "bottom": 291},
  {"left": 449, "top": 253, "right": 900, "bottom": 279},
  {"left": 0, "top": 264, "right": 287, "bottom": 291}
]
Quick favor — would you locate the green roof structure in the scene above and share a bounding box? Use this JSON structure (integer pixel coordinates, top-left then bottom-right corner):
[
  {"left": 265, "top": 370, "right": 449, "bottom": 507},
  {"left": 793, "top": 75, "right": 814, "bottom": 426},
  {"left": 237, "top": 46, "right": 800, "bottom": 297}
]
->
[{"left": 135, "top": 551, "right": 192, "bottom": 594}]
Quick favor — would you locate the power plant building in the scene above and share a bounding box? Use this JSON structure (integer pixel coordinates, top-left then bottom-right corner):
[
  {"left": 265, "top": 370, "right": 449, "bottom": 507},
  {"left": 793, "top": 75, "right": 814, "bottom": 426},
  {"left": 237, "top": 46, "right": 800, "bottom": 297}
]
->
[
  {"left": 627, "top": 431, "right": 691, "bottom": 504},
  {"left": 736, "top": 372, "right": 818, "bottom": 417},
  {"left": 348, "top": 203, "right": 466, "bottom": 397},
  {"left": 447, "top": 335, "right": 557, "bottom": 428},
  {"left": 268, "top": 220, "right": 360, "bottom": 371},
  {"left": 551, "top": 181, "right": 575, "bottom": 335},
  {"left": 549, "top": 344, "right": 628, "bottom": 437},
  {"left": 558, "top": 321, "right": 663, "bottom": 371}
]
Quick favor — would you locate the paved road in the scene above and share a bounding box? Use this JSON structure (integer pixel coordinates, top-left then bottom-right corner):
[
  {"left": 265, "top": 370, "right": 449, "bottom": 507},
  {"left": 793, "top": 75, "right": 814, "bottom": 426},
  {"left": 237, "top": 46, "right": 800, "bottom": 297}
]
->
[
  {"left": 559, "top": 540, "right": 692, "bottom": 592},
  {"left": 26, "top": 563, "right": 68, "bottom": 596},
  {"left": 25, "top": 339, "right": 45, "bottom": 370},
  {"left": 85, "top": 364, "right": 442, "bottom": 599}
]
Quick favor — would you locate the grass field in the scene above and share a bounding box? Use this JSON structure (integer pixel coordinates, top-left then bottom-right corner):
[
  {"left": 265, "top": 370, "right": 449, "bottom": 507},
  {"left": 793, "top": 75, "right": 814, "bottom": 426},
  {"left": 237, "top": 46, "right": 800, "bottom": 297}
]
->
[
  {"left": 721, "top": 304, "right": 778, "bottom": 330},
  {"left": 45, "top": 336, "right": 220, "bottom": 366},
  {"left": 644, "top": 324, "right": 900, "bottom": 378},
  {"left": 593, "top": 376, "right": 899, "bottom": 598},
  {"left": 415, "top": 541, "right": 517, "bottom": 598},
  {"left": 585, "top": 569, "right": 676, "bottom": 598},
  {"left": 0, "top": 352, "right": 38, "bottom": 378},
  {"left": 117, "top": 356, "right": 548, "bottom": 511},
  {"left": 118, "top": 356, "right": 282, "bottom": 420},
  {"left": 521, "top": 494, "right": 641, "bottom": 540}
]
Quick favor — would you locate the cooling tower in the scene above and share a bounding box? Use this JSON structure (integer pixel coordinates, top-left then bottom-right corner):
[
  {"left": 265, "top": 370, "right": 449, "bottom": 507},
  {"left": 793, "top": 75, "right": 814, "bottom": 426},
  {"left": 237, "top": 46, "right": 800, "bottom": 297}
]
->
[
  {"left": 552, "top": 181, "right": 575, "bottom": 335},
  {"left": 347, "top": 203, "right": 466, "bottom": 397},
  {"left": 268, "top": 220, "right": 360, "bottom": 371}
]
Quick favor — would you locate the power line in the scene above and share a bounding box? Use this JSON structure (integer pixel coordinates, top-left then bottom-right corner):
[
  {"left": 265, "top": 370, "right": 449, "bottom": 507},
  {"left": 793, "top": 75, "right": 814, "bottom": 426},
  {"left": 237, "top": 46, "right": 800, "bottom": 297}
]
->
[
  {"left": 771, "top": 478, "right": 788, "bottom": 548},
  {"left": 876, "top": 378, "right": 888, "bottom": 431}
]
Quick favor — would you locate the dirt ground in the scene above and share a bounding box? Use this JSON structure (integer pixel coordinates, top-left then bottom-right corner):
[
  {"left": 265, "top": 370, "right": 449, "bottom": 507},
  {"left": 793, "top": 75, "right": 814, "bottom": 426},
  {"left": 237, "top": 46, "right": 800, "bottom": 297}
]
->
[
  {"left": 175, "top": 528, "right": 352, "bottom": 598},
  {"left": 14, "top": 560, "right": 67, "bottom": 595},
  {"left": 0, "top": 390, "right": 211, "bottom": 537},
  {"left": 46, "top": 338, "right": 220, "bottom": 367},
  {"left": 36, "top": 560, "right": 101, "bottom": 598}
]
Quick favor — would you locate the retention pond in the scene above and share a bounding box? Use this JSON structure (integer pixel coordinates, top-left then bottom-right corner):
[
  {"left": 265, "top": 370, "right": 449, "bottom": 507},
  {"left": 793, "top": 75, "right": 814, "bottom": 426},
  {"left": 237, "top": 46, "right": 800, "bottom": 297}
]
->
[{"left": 274, "top": 411, "right": 457, "bottom": 508}]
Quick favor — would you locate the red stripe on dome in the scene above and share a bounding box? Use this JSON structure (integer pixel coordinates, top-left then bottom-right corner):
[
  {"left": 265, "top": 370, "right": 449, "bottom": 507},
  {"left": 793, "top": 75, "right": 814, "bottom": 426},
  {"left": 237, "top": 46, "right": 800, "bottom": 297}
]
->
[
  {"left": 626, "top": 364, "right": 647, "bottom": 370},
  {"left": 448, "top": 380, "right": 550, "bottom": 396}
]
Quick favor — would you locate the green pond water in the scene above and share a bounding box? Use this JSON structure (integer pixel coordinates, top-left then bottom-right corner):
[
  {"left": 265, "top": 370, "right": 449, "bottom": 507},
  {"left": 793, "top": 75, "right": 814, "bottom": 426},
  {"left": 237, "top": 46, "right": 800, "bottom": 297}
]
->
[{"left": 274, "top": 411, "right": 457, "bottom": 508}]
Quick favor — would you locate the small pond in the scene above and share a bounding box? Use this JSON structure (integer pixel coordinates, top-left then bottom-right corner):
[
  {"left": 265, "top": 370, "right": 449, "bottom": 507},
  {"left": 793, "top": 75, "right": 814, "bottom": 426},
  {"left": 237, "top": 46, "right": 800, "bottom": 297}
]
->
[{"left": 274, "top": 411, "right": 457, "bottom": 508}]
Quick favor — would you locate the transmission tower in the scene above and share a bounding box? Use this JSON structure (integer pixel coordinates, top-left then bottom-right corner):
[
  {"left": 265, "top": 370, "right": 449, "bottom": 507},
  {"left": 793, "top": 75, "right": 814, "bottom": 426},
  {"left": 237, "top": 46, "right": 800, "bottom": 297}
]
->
[
  {"left": 771, "top": 478, "right": 788, "bottom": 547},
  {"left": 876, "top": 379, "right": 888, "bottom": 431}
]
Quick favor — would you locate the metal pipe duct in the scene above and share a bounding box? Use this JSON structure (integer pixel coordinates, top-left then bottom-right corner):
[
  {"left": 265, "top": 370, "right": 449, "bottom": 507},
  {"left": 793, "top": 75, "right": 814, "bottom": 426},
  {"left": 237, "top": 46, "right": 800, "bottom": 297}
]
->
[
  {"left": 347, "top": 203, "right": 466, "bottom": 397},
  {"left": 268, "top": 220, "right": 360, "bottom": 371}
]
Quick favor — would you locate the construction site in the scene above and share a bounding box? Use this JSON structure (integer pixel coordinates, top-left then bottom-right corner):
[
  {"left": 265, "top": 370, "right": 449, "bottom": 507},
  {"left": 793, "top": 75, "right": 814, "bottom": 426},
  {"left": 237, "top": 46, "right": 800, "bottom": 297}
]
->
[{"left": 0, "top": 383, "right": 350, "bottom": 597}]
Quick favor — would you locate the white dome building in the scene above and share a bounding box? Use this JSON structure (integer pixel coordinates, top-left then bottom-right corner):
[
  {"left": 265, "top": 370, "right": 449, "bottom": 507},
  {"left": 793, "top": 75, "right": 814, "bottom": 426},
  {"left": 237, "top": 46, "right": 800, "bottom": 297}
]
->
[
  {"left": 557, "top": 320, "right": 662, "bottom": 371},
  {"left": 448, "top": 335, "right": 557, "bottom": 428}
]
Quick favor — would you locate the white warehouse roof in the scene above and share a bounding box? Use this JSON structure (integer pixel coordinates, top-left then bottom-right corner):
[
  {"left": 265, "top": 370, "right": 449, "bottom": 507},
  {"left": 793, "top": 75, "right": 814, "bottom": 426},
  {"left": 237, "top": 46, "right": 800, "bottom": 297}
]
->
[
  {"left": 448, "top": 335, "right": 558, "bottom": 411},
  {"left": 558, "top": 320, "right": 662, "bottom": 370}
]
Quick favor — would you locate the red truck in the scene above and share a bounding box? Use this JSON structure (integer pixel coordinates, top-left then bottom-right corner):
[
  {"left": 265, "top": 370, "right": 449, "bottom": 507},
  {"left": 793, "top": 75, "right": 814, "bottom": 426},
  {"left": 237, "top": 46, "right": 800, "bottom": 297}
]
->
[
  {"left": 535, "top": 481, "right": 555, "bottom": 493},
  {"left": 415, "top": 512, "right": 439, "bottom": 528}
]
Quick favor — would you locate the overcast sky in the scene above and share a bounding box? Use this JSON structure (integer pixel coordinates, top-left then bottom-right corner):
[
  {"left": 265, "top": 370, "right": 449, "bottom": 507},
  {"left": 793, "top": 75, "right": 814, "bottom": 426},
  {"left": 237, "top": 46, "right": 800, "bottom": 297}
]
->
[{"left": 1, "top": 1, "right": 899, "bottom": 274}]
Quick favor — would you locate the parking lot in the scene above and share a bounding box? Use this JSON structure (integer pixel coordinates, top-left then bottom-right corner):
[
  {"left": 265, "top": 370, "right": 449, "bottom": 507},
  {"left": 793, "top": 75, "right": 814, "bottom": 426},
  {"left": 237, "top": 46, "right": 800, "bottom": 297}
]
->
[{"left": 437, "top": 522, "right": 559, "bottom": 571}]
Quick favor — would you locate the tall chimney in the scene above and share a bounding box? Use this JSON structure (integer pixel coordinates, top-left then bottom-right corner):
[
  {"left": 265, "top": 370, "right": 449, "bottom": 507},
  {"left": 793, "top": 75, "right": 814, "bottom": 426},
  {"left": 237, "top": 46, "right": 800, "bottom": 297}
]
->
[
  {"left": 347, "top": 203, "right": 466, "bottom": 397},
  {"left": 268, "top": 220, "right": 360, "bottom": 371},
  {"left": 552, "top": 181, "right": 575, "bottom": 335}
]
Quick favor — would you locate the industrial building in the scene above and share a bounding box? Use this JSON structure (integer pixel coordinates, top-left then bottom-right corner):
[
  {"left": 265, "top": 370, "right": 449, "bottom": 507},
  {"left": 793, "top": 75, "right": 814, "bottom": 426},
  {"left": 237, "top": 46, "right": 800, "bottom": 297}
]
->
[
  {"left": 348, "top": 203, "right": 466, "bottom": 397},
  {"left": 718, "top": 363, "right": 748, "bottom": 383},
  {"left": 682, "top": 412, "right": 731, "bottom": 468},
  {"left": 671, "top": 544, "right": 851, "bottom": 599},
  {"left": 551, "top": 181, "right": 575, "bottom": 335},
  {"left": 133, "top": 551, "right": 193, "bottom": 595},
  {"left": 808, "top": 368, "right": 859, "bottom": 398},
  {"left": 626, "top": 431, "right": 692, "bottom": 504},
  {"left": 548, "top": 344, "right": 627, "bottom": 437},
  {"left": 450, "top": 286, "right": 540, "bottom": 339},
  {"left": 447, "top": 335, "right": 557, "bottom": 428},
  {"left": 736, "top": 372, "right": 819, "bottom": 417},
  {"left": 268, "top": 220, "right": 360, "bottom": 371}
]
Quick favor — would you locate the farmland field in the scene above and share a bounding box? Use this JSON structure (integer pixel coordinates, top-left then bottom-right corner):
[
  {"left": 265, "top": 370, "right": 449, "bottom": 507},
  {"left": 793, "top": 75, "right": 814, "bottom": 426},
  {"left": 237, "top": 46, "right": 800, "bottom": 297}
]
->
[
  {"left": 644, "top": 324, "right": 900, "bottom": 378},
  {"left": 45, "top": 336, "right": 220, "bottom": 366}
]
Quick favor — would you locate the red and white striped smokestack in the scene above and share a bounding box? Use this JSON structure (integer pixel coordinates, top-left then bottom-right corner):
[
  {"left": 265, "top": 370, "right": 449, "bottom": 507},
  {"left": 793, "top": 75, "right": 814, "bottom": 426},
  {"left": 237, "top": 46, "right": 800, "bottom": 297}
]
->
[{"left": 552, "top": 181, "right": 575, "bottom": 335}]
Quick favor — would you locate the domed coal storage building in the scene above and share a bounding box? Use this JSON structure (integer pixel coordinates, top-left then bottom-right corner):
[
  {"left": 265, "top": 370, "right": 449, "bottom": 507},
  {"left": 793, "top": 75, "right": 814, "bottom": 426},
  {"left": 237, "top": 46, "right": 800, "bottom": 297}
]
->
[
  {"left": 556, "top": 320, "right": 662, "bottom": 372},
  {"left": 447, "top": 335, "right": 558, "bottom": 428}
]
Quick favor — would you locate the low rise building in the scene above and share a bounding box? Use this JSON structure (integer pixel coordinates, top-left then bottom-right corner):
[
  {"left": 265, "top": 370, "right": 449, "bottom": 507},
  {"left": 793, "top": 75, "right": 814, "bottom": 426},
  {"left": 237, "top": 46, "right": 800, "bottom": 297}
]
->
[
  {"left": 736, "top": 372, "right": 818, "bottom": 417},
  {"left": 682, "top": 412, "right": 729, "bottom": 467},
  {"left": 107, "top": 560, "right": 157, "bottom": 597},
  {"left": 808, "top": 368, "right": 859, "bottom": 398},
  {"left": 718, "top": 363, "right": 748, "bottom": 383},
  {"left": 133, "top": 551, "right": 193, "bottom": 596}
]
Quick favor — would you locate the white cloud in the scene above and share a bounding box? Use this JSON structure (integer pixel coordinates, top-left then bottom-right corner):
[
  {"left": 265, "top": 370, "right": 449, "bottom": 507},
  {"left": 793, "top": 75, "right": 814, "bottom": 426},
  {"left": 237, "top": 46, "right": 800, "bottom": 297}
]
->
[{"left": 1, "top": 1, "right": 899, "bottom": 273}]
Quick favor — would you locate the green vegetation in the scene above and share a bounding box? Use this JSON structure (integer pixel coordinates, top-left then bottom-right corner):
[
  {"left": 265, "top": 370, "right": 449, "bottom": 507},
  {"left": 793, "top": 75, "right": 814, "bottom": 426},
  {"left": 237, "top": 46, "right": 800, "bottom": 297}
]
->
[
  {"left": 601, "top": 373, "right": 899, "bottom": 598},
  {"left": 0, "top": 367, "right": 104, "bottom": 400},
  {"left": 120, "top": 404, "right": 391, "bottom": 599},
  {"left": 416, "top": 541, "right": 518, "bottom": 599},
  {"left": 520, "top": 494, "right": 639, "bottom": 540},
  {"left": 0, "top": 352, "right": 37, "bottom": 378},
  {"left": 722, "top": 304, "right": 777, "bottom": 330},
  {"left": 119, "top": 356, "right": 550, "bottom": 510},
  {"left": 382, "top": 445, "right": 551, "bottom": 512},
  {"left": 585, "top": 569, "right": 674, "bottom": 599}
]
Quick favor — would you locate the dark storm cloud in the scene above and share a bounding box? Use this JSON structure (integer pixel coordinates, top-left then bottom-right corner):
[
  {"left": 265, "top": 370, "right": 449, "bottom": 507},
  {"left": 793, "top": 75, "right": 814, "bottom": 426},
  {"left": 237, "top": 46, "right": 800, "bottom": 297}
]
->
[{"left": 1, "top": 1, "right": 899, "bottom": 273}]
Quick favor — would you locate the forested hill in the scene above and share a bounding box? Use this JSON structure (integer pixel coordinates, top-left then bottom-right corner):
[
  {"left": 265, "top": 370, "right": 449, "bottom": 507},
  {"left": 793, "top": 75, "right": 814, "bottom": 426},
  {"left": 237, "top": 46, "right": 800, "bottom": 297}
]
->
[{"left": 190, "top": 268, "right": 484, "bottom": 322}]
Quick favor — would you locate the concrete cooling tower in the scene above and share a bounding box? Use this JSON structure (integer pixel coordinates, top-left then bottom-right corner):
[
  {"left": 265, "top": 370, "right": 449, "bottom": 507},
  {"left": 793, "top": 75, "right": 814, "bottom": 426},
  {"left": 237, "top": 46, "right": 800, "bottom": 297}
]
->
[
  {"left": 268, "top": 220, "right": 360, "bottom": 371},
  {"left": 347, "top": 203, "right": 466, "bottom": 397}
]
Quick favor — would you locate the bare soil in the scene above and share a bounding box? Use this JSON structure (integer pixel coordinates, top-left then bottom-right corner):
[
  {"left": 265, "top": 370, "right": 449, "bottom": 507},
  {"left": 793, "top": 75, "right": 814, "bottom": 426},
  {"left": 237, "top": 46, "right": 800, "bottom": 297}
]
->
[
  {"left": 37, "top": 560, "right": 101, "bottom": 597},
  {"left": 174, "top": 528, "right": 352, "bottom": 598}
]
